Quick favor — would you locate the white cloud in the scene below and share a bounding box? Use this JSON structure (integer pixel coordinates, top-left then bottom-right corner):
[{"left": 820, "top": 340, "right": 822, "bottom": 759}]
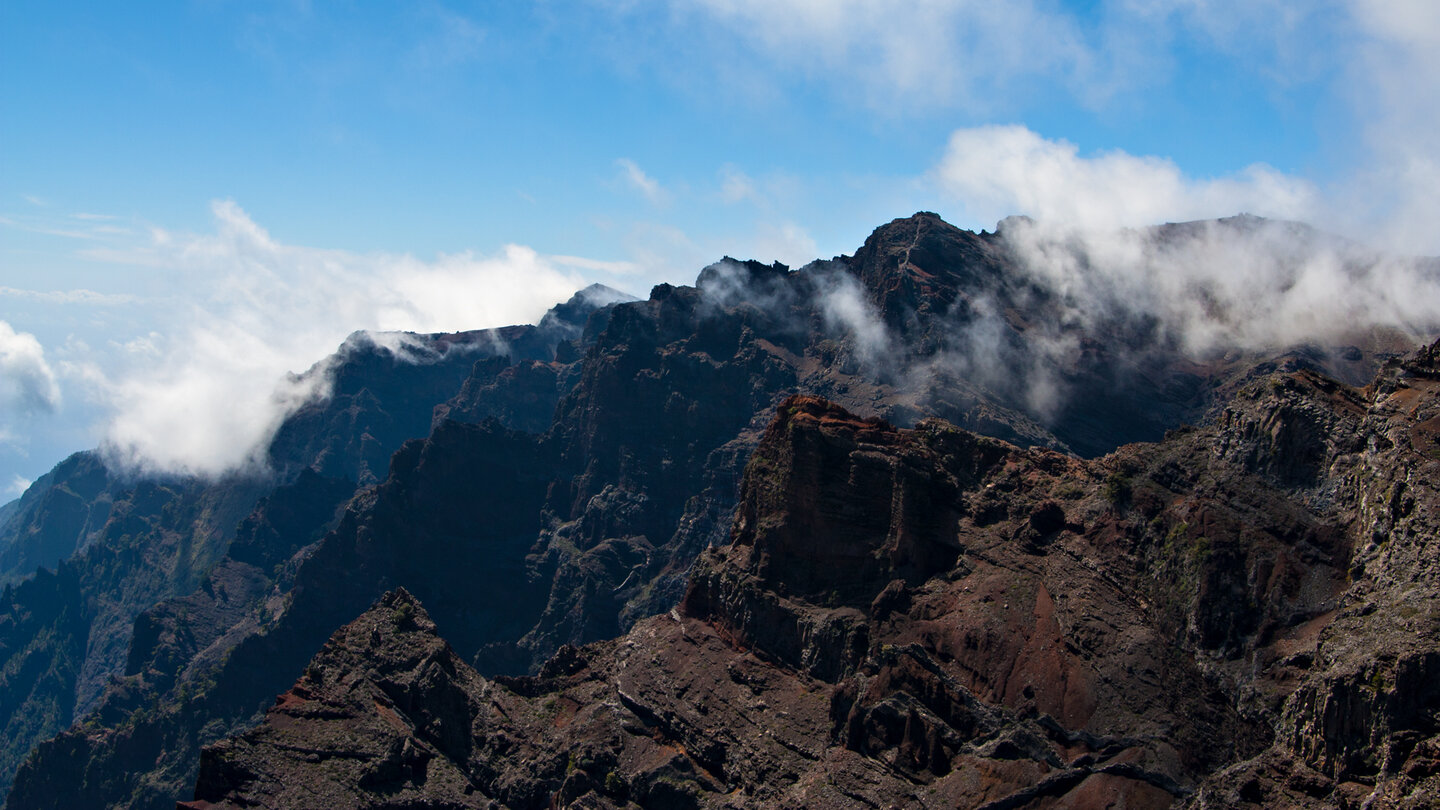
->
[
  {"left": 816, "top": 270, "right": 893, "bottom": 367},
  {"left": 615, "top": 158, "right": 669, "bottom": 205},
  {"left": 0, "top": 321, "right": 61, "bottom": 417},
  {"left": 928, "top": 125, "right": 1440, "bottom": 358},
  {"left": 935, "top": 125, "right": 1319, "bottom": 230},
  {"left": 998, "top": 214, "right": 1440, "bottom": 357},
  {"left": 6, "top": 474, "right": 30, "bottom": 499},
  {"left": 1340, "top": 0, "right": 1440, "bottom": 254},
  {"left": 112, "top": 333, "right": 163, "bottom": 357},
  {"left": 641, "top": 0, "right": 1191, "bottom": 112},
  {"left": 83, "top": 200, "right": 592, "bottom": 478}
]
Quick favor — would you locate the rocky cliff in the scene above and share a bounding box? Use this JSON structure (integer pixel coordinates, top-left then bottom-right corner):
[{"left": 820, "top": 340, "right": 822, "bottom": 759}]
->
[{"left": 182, "top": 341, "right": 1440, "bottom": 808}]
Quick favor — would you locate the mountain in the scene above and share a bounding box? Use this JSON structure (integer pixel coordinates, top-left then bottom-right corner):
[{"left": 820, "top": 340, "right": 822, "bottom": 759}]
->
[
  {"left": 182, "top": 344, "right": 1440, "bottom": 807},
  {"left": 0, "top": 213, "right": 1429, "bottom": 808},
  {"left": 0, "top": 284, "right": 631, "bottom": 804}
]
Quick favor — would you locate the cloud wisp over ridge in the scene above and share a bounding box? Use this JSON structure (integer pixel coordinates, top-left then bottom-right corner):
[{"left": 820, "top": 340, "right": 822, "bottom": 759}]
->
[
  {"left": 935, "top": 125, "right": 1320, "bottom": 232},
  {"left": 77, "top": 200, "right": 596, "bottom": 479}
]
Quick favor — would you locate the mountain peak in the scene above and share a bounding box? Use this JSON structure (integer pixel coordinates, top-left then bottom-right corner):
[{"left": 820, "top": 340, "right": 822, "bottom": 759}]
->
[
  {"left": 537, "top": 283, "right": 636, "bottom": 335},
  {"left": 847, "top": 211, "right": 1005, "bottom": 331}
]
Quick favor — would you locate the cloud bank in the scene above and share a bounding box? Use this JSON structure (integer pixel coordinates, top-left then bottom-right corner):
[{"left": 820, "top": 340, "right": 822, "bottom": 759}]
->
[
  {"left": 84, "top": 200, "right": 591, "bottom": 479},
  {"left": 932, "top": 125, "right": 1440, "bottom": 359}
]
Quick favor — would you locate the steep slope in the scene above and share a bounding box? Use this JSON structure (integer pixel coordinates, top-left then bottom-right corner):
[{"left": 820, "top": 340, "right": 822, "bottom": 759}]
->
[
  {"left": 185, "top": 345, "right": 1440, "bottom": 807},
  {"left": 0, "top": 452, "right": 116, "bottom": 588}
]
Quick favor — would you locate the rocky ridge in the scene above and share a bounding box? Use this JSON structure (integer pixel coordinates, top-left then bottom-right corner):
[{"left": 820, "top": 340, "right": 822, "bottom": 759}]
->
[
  {"left": 185, "top": 341, "right": 1440, "bottom": 808},
  {"left": 0, "top": 213, "right": 1427, "bottom": 808}
]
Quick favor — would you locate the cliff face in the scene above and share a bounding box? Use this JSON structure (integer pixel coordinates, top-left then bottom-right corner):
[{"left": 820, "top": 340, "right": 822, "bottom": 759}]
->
[
  {"left": 183, "top": 342, "right": 1440, "bottom": 808},
  {"left": 1192, "top": 347, "right": 1440, "bottom": 807}
]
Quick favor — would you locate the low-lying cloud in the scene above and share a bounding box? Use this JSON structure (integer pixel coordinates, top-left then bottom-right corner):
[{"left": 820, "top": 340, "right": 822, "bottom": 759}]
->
[
  {"left": 82, "top": 200, "right": 592, "bottom": 479},
  {"left": 1009, "top": 216, "right": 1439, "bottom": 355},
  {"left": 933, "top": 124, "right": 1440, "bottom": 357}
]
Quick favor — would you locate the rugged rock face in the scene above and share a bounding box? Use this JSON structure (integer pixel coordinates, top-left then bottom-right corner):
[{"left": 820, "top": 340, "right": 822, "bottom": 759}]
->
[
  {"left": 183, "top": 345, "right": 1440, "bottom": 807},
  {"left": 0, "top": 213, "right": 1426, "bottom": 808},
  {"left": 1188, "top": 347, "right": 1440, "bottom": 808}
]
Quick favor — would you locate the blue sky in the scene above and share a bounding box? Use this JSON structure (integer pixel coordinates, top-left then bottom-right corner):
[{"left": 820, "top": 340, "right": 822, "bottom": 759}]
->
[{"left": 2, "top": 0, "right": 1438, "bottom": 491}]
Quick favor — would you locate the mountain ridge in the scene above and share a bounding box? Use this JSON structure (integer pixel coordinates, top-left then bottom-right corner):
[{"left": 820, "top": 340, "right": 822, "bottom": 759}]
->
[
  {"left": 180, "top": 340, "right": 1440, "bottom": 806},
  {"left": 0, "top": 211, "right": 1434, "bottom": 807}
]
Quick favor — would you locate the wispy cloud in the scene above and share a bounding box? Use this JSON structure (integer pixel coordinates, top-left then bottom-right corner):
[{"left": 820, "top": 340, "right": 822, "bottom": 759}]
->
[
  {"left": 407, "top": 7, "right": 487, "bottom": 69},
  {"left": 718, "top": 165, "right": 757, "bottom": 204},
  {"left": 0, "top": 215, "right": 99, "bottom": 241},
  {"left": 0, "top": 287, "right": 142, "bottom": 306},
  {"left": 615, "top": 157, "right": 669, "bottom": 205},
  {"left": 641, "top": 0, "right": 1153, "bottom": 112},
  {"left": 1342, "top": 0, "right": 1440, "bottom": 253}
]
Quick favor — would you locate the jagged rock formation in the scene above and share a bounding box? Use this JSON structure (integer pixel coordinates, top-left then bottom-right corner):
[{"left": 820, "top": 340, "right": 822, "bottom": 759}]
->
[
  {"left": 0, "top": 213, "right": 1429, "bottom": 808},
  {"left": 184, "top": 345, "right": 1440, "bottom": 807}
]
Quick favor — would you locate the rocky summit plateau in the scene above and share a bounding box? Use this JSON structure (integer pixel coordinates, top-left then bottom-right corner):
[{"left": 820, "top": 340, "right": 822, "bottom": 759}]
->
[{"left": 1, "top": 212, "right": 1438, "bottom": 809}]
